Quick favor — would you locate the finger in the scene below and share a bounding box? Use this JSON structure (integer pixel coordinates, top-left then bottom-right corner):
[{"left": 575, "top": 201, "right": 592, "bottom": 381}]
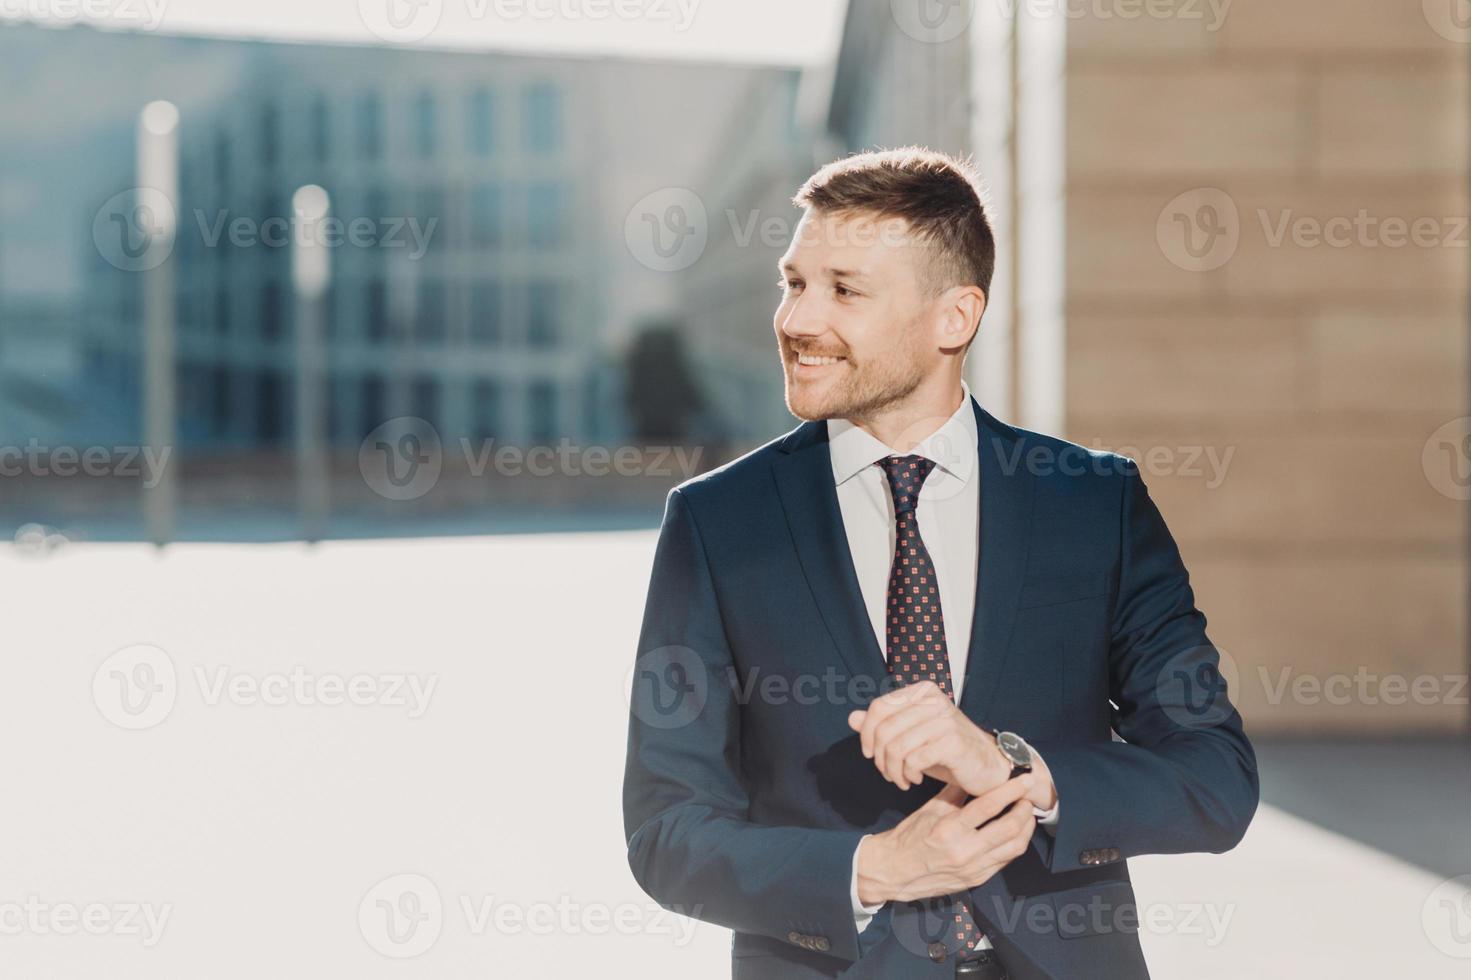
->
[
  {"left": 889, "top": 722, "right": 963, "bottom": 791},
  {"left": 957, "top": 775, "right": 1030, "bottom": 828},
  {"left": 932, "top": 779, "right": 1024, "bottom": 850},
  {"left": 848, "top": 710, "right": 865, "bottom": 733},
  {"left": 859, "top": 682, "right": 940, "bottom": 758},
  {"left": 900, "top": 731, "right": 967, "bottom": 790},
  {"left": 962, "top": 814, "right": 1036, "bottom": 882},
  {"left": 958, "top": 799, "right": 1034, "bottom": 865},
  {"left": 856, "top": 697, "right": 897, "bottom": 759},
  {"left": 874, "top": 707, "right": 950, "bottom": 788}
]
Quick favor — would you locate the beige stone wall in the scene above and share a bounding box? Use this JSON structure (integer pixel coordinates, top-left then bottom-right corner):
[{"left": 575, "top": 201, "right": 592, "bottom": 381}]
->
[{"left": 1061, "top": 0, "right": 1470, "bottom": 733}]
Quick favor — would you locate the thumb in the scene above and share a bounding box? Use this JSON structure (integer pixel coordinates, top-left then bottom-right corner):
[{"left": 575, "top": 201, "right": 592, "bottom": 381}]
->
[{"left": 848, "top": 710, "right": 866, "bottom": 731}]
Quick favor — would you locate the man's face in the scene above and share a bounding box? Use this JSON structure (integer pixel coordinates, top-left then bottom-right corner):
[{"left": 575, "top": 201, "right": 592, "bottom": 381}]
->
[{"left": 773, "top": 209, "right": 939, "bottom": 422}]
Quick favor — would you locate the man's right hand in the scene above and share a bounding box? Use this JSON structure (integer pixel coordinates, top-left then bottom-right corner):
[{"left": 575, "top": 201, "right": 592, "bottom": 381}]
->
[{"left": 855, "top": 777, "right": 1036, "bottom": 905}]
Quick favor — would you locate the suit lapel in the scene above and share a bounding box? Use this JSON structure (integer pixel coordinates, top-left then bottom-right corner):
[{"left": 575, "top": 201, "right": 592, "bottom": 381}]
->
[
  {"left": 772, "top": 420, "right": 890, "bottom": 684},
  {"left": 957, "top": 400, "right": 1036, "bottom": 721},
  {"left": 770, "top": 400, "right": 1037, "bottom": 708}
]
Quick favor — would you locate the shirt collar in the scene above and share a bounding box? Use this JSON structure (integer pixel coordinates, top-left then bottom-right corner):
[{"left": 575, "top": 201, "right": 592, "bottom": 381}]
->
[{"left": 828, "top": 381, "right": 979, "bottom": 488}]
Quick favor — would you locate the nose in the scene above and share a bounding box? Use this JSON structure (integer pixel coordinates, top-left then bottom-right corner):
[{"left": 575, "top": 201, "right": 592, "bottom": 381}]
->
[{"left": 776, "top": 291, "right": 827, "bottom": 343}]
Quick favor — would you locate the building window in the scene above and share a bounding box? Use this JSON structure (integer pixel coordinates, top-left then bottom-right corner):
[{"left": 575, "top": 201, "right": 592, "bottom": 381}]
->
[
  {"left": 522, "top": 82, "right": 562, "bottom": 153},
  {"left": 365, "top": 186, "right": 387, "bottom": 225},
  {"left": 526, "top": 280, "right": 559, "bottom": 349},
  {"left": 526, "top": 182, "right": 566, "bottom": 249},
  {"left": 413, "top": 89, "right": 436, "bottom": 157},
  {"left": 311, "top": 95, "right": 331, "bottom": 164},
  {"left": 529, "top": 379, "right": 556, "bottom": 442},
  {"left": 472, "top": 378, "right": 501, "bottom": 440},
  {"left": 260, "top": 101, "right": 279, "bottom": 169},
  {"left": 213, "top": 127, "right": 230, "bottom": 187},
  {"left": 416, "top": 277, "right": 447, "bottom": 344},
  {"left": 417, "top": 184, "right": 445, "bottom": 254},
  {"left": 361, "top": 375, "right": 387, "bottom": 438},
  {"left": 366, "top": 277, "right": 387, "bottom": 341},
  {"left": 412, "top": 376, "right": 439, "bottom": 429},
  {"left": 256, "top": 369, "right": 285, "bottom": 445},
  {"left": 469, "top": 280, "right": 501, "bottom": 344},
  {"left": 468, "top": 86, "right": 494, "bottom": 155},
  {"left": 211, "top": 365, "right": 231, "bottom": 436},
  {"left": 260, "top": 280, "right": 282, "bottom": 342},
  {"left": 357, "top": 92, "right": 383, "bottom": 160},
  {"left": 470, "top": 183, "right": 503, "bottom": 248}
]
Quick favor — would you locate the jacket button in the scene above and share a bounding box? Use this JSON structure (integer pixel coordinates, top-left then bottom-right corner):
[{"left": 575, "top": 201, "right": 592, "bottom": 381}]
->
[
  {"left": 928, "top": 941, "right": 948, "bottom": 962},
  {"left": 788, "top": 931, "right": 801, "bottom": 944},
  {"left": 814, "top": 937, "right": 830, "bottom": 952}
]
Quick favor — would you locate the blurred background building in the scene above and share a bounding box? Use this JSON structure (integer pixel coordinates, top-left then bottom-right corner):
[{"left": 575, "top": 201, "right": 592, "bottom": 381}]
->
[
  {"left": 1, "top": 4, "right": 1467, "bottom": 727},
  {"left": 0, "top": 22, "right": 812, "bottom": 533}
]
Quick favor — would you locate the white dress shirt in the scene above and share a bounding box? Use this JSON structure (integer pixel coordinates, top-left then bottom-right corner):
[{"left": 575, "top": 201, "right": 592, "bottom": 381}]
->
[{"left": 829, "top": 382, "right": 1058, "bottom": 939}]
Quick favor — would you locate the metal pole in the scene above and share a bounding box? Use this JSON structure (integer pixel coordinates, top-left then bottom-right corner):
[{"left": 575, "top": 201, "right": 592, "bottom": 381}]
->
[
  {"left": 138, "top": 101, "right": 179, "bottom": 546},
  {"left": 292, "top": 185, "right": 331, "bottom": 542}
]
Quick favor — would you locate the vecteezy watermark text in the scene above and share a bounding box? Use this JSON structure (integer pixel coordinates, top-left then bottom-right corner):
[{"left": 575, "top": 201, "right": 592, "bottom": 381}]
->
[
  {"left": 0, "top": 441, "right": 171, "bottom": 488},
  {"left": 357, "top": 873, "right": 701, "bottom": 958},
  {"left": 193, "top": 209, "right": 436, "bottom": 261},
  {"left": 0, "top": 897, "right": 172, "bottom": 946}
]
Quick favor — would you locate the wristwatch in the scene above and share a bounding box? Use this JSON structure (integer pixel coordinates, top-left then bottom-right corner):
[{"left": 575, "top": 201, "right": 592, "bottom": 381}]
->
[{"left": 987, "top": 728, "right": 1034, "bottom": 780}]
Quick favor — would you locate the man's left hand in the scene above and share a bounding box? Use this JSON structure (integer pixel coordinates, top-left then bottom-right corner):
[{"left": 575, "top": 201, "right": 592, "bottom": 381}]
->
[{"left": 847, "top": 681, "right": 1058, "bottom": 812}]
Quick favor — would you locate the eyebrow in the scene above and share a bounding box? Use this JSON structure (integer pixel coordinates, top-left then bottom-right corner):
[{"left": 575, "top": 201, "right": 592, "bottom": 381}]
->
[{"left": 778, "top": 261, "right": 870, "bottom": 282}]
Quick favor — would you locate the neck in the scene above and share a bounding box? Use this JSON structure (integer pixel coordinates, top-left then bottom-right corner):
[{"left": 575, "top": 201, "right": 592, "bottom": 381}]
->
[{"left": 846, "top": 375, "right": 966, "bottom": 452}]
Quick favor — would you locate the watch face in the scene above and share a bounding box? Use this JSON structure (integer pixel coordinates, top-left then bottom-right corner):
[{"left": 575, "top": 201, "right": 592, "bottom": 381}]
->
[{"left": 997, "top": 731, "right": 1032, "bottom": 768}]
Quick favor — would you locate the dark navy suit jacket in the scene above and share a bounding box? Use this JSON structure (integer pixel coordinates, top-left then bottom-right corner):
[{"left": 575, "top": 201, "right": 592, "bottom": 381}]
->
[{"left": 623, "top": 397, "right": 1258, "bottom": 979}]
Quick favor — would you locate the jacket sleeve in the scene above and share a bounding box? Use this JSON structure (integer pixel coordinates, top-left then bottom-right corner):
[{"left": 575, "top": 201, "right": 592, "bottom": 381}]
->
[
  {"left": 1027, "top": 459, "right": 1259, "bottom": 874},
  {"left": 622, "top": 487, "right": 868, "bottom": 962}
]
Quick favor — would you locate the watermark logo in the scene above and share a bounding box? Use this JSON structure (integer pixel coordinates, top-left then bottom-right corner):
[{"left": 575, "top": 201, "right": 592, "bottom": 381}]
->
[
  {"left": 92, "top": 187, "right": 175, "bottom": 272},
  {"left": 890, "top": 0, "right": 973, "bottom": 44},
  {"left": 93, "top": 644, "right": 177, "bottom": 731},
  {"left": 1157, "top": 188, "right": 1239, "bottom": 272},
  {"left": 625, "top": 188, "right": 708, "bottom": 272},
  {"left": 1424, "top": 417, "right": 1471, "bottom": 501},
  {"left": 360, "top": 417, "right": 444, "bottom": 501},
  {"left": 1424, "top": 0, "right": 1471, "bottom": 43},
  {"left": 626, "top": 645, "right": 709, "bottom": 730},
  {"left": 1155, "top": 644, "right": 1240, "bottom": 729},
  {"left": 13, "top": 522, "right": 68, "bottom": 555},
  {"left": 1160, "top": 188, "right": 1468, "bottom": 272},
  {"left": 1423, "top": 875, "right": 1471, "bottom": 958},
  {"left": 358, "top": 0, "right": 443, "bottom": 42},
  {"left": 359, "top": 873, "right": 443, "bottom": 958}
]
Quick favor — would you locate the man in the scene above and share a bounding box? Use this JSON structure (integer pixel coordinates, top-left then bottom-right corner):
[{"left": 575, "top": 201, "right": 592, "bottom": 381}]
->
[{"left": 623, "top": 147, "right": 1257, "bottom": 979}]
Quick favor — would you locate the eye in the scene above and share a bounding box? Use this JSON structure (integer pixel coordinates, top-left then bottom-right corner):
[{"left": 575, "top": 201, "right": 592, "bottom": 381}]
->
[
  {"left": 778, "top": 277, "right": 804, "bottom": 293},
  {"left": 834, "top": 283, "right": 855, "bottom": 298}
]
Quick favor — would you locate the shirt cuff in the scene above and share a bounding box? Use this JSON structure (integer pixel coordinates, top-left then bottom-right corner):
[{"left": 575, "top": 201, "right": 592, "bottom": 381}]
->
[
  {"left": 1031, "top": 749, "right": 1059, "bottom": 832},
  {"left": 851, "top": 835, "right": 884, "bottom": 933}
]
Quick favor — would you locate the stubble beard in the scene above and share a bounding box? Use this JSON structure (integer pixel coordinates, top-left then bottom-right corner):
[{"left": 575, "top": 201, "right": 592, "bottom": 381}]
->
[{"left": 782, "top": 343, "right": 928, "bottom": 423}]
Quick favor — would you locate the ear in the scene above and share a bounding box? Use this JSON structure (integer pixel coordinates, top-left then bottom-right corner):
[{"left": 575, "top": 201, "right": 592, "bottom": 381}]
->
[{"left": 937, "top": 286, "right": 986, "bottom": 352}]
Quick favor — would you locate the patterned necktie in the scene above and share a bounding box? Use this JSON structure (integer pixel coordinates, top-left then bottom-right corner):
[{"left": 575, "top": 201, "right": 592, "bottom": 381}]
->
[{"left": 878, "top": 454, "right": 985, "bottom": 958}]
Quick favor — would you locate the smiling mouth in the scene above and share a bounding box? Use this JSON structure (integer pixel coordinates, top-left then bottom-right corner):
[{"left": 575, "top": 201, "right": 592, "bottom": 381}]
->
[{"left": 793, "top": 352, "right": 847, "bottom": 368}]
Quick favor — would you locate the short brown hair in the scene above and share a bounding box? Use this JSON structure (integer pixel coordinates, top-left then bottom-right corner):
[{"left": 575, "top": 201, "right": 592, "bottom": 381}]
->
[{"left": 791, "top": 146, "right": 996, "bottom": 305}]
